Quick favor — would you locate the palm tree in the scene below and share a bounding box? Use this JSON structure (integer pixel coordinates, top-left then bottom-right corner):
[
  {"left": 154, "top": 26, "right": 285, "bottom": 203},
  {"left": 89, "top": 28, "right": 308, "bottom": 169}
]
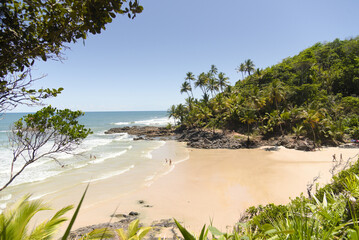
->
[
  {"left": 207, "top": 77, "right": 219, "bottom": 97},
  {"left": 266, "top": 79, "right": 286, "bottom": 135},
  {"left": 239, "top": 106, "right": 257, "bottom": 147},
  {"left": 185, "top": 72, "right": 195, "bottom": 98},
  {"left": 209, "top": 64, "right": 218, "bottom": 77},
  {"left": 195, "top": 72, "right": 209, "bottom": 95},
  {"left": 168, "top": 104, "right": 178, "bottom": 125},
  {"left": 236, "top": 63, "right": 246, "bottom": 79},
  {"left": 0, "top": 194, "right": 73, "bottom": 239},
  {"left": 244, "top": 59, "right": 255, "bottom": 76},
  {"left": 217, "top": 72, "right": 229, "bottom": 92},
  {"left": 180, "top": 81, "right": 192, "bottom": 98},
  {"left": 302, "top": 108, "right": 323, "bottom": 147}
]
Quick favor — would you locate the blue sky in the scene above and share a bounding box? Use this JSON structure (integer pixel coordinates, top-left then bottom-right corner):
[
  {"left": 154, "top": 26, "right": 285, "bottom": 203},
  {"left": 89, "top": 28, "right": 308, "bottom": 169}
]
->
[{"left": 14, "top": 0, "right": 359, "bottom": 112}]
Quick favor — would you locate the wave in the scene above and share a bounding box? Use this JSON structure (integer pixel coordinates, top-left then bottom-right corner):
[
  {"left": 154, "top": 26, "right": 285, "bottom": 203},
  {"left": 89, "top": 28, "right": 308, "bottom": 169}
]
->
[
  {"left": 83, "top": 165, "right": 135, "bottom": 183},
  {"left": 0, "top": 194, "right": 11, "bottom": 201},
  {"left": 113, "top": 117, "right": 175, "bottom": 127},
  {"left": 89, "top": 150, "right": 127, "bottom": 164},
  {"left": 29, "top": 190, "right": 58, "bottom": 201}
]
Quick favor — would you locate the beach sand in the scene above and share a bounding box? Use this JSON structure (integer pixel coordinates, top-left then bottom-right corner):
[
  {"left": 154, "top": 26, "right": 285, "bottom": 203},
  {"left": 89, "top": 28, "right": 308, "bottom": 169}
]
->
[{"left": 48, "top": 141, "right": 358, "bottom": 235}]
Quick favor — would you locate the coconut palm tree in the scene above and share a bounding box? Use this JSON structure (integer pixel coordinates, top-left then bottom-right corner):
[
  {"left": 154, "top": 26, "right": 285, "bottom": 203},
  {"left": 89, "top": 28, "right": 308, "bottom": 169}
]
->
[
  {"left": 168, "top": 104, "right": 178, "bottom": 125},
  {"left": 207, "top": 77, "right": 219, "bottom": 97},
  {"left": 209, "top": 64, "right": 218, "bottom": 77},
  {"left": 244, "top": 59, "right": 255, "bottom": 76},
  {"left": 185, "top": 72, "right": 195, "bottom": 98},
  {"left": 266, "top": 79, "right": 287, "bottom": 135},
  {"left": 195, "top": 72, "right": 209, "bottom": 96},
  {"left": 180, "top": 81, "right": 192, "bottom": 98},
  {"left": 217, "top": 72, "right": 229, "bottom": 92},
  {"left": 239, "top": 106, "right": 257, "bottom": 147},
  {"left": 236, "top": 63, "right": 246, "bottom": 79}
]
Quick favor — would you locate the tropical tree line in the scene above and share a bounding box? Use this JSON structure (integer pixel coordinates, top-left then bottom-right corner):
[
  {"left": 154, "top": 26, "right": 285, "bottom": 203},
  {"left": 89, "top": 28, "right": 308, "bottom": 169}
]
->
[{"left": 169, "top": 37, "right": 359, "bottom": 146}]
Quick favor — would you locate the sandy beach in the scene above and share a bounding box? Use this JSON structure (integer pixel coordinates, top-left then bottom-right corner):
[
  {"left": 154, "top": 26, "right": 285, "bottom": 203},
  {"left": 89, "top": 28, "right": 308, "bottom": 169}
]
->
[{"left": 44, "top": 141, "right": 358, "bottom": 235}]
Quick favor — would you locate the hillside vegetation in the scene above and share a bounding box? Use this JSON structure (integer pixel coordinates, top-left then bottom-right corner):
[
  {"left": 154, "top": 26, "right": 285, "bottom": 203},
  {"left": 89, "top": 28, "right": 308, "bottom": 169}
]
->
[{"left": 169, "top": 37, "right": 359, "bottom": 147}]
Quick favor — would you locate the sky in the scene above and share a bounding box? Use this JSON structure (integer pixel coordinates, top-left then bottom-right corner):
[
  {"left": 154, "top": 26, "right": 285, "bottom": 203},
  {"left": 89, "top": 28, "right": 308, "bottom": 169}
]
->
[{"left": 13, "top": 0, "right": 359, "bottom": 112}]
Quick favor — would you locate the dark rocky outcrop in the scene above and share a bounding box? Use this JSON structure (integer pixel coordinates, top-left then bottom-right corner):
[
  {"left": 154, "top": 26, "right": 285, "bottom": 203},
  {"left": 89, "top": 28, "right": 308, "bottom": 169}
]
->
[
  {"left": 70, "top": 215, "right": 181, "bottom": 240},
  {"left": 177, "top": 129, "right": 243, "bottom": 149},
  {"left": 105, "top": 126, "right": 176, "bottom": 140},
  {"left": 104, "top": 126, "right": 348, "bottom": 151}
]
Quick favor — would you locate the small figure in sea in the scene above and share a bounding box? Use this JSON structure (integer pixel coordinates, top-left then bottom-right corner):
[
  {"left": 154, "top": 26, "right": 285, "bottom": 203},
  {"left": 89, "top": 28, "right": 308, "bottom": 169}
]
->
[
  {"left": 332, "top": 154, "right": 337, "bottom": 162},
  {"left": 90, "top": 154, "right": 92, "bottom": 159},
  {"left": 94, "top": 155, "right": 96, "bottom": 159}
]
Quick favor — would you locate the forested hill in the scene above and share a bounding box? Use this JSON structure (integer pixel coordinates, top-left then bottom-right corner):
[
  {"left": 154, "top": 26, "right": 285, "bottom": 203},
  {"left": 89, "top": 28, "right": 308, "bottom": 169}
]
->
[{"left": 169, "top": 37, "right": 359, "bottom": 146}]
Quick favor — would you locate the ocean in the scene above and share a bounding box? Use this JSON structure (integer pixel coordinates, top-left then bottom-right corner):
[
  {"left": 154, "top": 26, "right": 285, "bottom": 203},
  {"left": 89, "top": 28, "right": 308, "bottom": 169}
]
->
[{"left": 0, "top": 111, "right": 187, "bottom": 210}]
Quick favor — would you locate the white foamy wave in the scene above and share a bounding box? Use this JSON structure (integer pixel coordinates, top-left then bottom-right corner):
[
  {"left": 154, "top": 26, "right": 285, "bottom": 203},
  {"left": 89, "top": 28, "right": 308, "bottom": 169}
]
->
[
  {"left": 0, "top": 130, "right": 10, "bottom": 133},
  {"left": 0, "top": 203, "right": 6, "bottom": 210},
  {"left": 73, "top": 163, "right": 88, "bottom": 169},
  {"left": 3, "top": 170, "right": 62, "bottom": 187},
  {"left": 174, "top": 156, "right": 190, "bottom": 165},
  {"left": 89, "top": 150, "right": 127, "bottom": 164},
  {"left": 83, "top": 165, "right": 135, "bottom": 183},
  {"left": 0, "top": 194, "right": 12, "bottom": 201},
  {"left": 73, "top": 138, "right": 113, "bottom": 154},
  {"left": 145, "top": 174, "right": 155, "bottom": 182},
  {"left": 29, "top": 191, "right": 58, "bottom": 201},
  {"left": 141, "top": 151, "right": 152, "bottom": 159},
  {"left": 113, "top": 133, "right": 132, "bottom": 142},
  {"left": 162, "top": 165, "right": 175, "bottom": 176},
  {"left": 114, "top": 117, "right": 175, "bottom": 127}
]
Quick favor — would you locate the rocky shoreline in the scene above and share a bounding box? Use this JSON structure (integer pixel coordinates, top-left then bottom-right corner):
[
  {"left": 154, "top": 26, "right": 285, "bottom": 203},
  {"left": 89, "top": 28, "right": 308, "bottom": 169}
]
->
[
  {"left": 104, "top": 126, "right": 357, "bottom": 151},
  {"left": 69, "top": 210, "right": 182, "bottom": 240}
]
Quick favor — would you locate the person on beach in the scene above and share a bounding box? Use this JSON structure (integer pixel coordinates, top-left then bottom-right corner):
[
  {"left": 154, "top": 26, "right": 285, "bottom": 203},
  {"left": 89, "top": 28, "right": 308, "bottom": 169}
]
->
[
  {"left": 165, "top": 158, "right": 168, "bottom": 164},
  {"left": 340, "top": 153, "right": 343, "bottom": 161},
  {"left": 332, "top": 154, "right": 337, "bottom": 162},
  {"left": 169, "top": 159, "right": 172, "bottom": 165},
  {"left": 90, "top": 154, "right": 92, "bottom": 159}
]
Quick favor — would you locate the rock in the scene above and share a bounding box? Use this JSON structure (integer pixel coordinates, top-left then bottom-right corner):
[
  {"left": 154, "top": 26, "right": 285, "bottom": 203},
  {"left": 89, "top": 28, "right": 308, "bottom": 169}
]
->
[
  {"left": 110, "top": 213, "right": 127, "bottom": 218},
  {"left": 105, "top": 126, "right": 175, "bottom": 140},
  {"left": 138, "top": 200, "right": 145, "bottom": 204},
  {"left": 339, "top": 143, "right": 359, "bottom": 148},
  {"left": 134, "top": 136, "right": 145, "bottom": 141},
  {"left": 143, "top": 204, "right": 153, "bottom": 208},
  {"left": 129, "top": 211, "right": 139, "bottom": 216}
]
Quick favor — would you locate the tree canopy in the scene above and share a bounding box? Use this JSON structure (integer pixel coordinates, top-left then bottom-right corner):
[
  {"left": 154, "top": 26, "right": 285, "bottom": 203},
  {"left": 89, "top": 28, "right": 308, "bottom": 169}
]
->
[
  {"left": 170, "top": 37, "right": 359, "bottom": 146},
  {"left": 0, "top": 0, "right": 143, "bottom": 191}
]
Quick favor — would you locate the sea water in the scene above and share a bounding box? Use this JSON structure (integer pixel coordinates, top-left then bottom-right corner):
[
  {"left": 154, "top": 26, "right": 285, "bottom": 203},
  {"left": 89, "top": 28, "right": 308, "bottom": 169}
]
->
[{"left": 0, "top": 111, "right": 186, "bottom": 210}]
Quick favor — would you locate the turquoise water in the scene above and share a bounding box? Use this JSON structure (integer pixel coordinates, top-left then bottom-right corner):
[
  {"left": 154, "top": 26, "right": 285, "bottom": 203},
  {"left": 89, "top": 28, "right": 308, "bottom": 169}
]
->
[{"left": 0, "top": 111, "right": 184, "bottom": 208}]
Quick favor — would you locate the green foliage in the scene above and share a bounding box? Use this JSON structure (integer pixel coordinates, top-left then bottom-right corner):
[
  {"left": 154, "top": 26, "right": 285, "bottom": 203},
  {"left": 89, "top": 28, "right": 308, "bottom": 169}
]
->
[
  {"left": 0, "top": 106, "right": 92, "bottom": 191},
  {"left": 170, "top": 37, "right": 359, "bottom": 145},
  {"left": 115, "top": 219, "right": 152, "bottom": 240},
  {"left": 0, "top": 194, "right": 73, "bottom": 240},
  {"left": 0, "top": 0, "right": 143, "bottom": 77}
]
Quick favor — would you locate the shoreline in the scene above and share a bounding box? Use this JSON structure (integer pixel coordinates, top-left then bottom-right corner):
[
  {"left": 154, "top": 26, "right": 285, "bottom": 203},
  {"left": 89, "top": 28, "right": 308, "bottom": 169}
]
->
[{"left": 67, "top": 142, "right": 359, "bottom": 237}]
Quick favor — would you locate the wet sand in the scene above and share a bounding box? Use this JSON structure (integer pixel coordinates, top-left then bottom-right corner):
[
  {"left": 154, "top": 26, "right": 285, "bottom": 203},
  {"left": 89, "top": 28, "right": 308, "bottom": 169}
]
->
[{"left": 53, "top": 143, "right": 359, "bottom": 234}]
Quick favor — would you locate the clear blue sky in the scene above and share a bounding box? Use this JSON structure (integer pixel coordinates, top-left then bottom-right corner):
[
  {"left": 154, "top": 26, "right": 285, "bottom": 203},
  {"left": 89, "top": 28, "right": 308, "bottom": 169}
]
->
[{"left": 14, "top": 0, "right": 359, "bottom": 112}]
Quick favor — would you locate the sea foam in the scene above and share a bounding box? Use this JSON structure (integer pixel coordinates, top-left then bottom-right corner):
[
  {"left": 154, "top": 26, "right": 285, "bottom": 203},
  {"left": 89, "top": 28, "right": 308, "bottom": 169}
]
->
[{"left": 83, "top": 165, "right": 135, "bottom": 183}]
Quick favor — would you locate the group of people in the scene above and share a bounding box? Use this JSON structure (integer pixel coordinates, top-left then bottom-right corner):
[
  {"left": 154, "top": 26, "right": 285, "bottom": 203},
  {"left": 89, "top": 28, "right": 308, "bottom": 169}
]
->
[
  {"left": 332, "top": 153, "right": 343, "bottom": 162},
  {"left": 165, "top": 158, "right": 172, "bottom": 165}
]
